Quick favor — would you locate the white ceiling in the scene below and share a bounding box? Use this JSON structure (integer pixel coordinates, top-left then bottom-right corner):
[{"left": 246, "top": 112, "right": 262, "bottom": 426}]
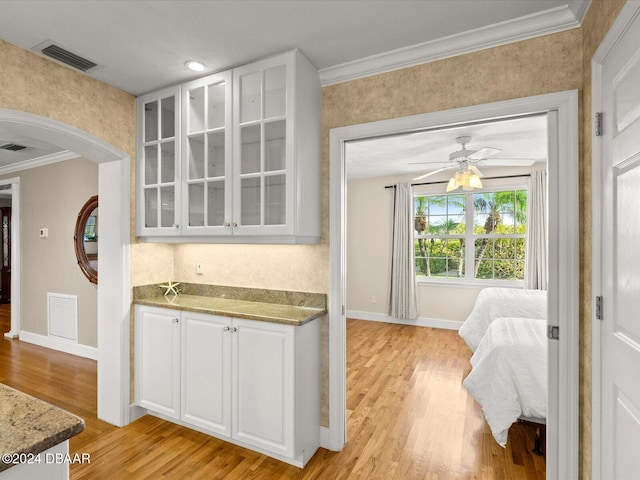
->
[
  {"left": 345, "top": 114, "right": 547, "bottom": 179},
  {"left": 0, "top": 0, "right": 586, "bottom": 172}
]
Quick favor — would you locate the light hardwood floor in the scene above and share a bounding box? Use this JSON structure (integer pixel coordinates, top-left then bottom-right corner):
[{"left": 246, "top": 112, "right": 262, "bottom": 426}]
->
[{"left": 0, "top": 307, "right": 545, "bottom": 479}]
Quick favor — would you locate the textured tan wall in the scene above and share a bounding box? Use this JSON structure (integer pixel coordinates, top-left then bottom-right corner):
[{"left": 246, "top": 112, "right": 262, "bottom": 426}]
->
[
  {"left": 580, "top": 1, "right": 627, "bottom": 478},
  {"left": 0, "top": 158, "right": 99, "bottom": 345}
]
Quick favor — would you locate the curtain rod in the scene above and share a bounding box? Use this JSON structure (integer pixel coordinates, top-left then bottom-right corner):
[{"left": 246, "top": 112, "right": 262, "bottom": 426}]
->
[{"left": 384, "top": 173, "right": 531, "bottom": 189}]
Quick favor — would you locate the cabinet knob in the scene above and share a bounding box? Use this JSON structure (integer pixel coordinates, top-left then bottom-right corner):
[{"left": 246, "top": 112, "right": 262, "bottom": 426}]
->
[
  {"left": 172, "top": 318, "right": 179, "bottom": 324},
  {"left": 224, "top": 222, "right": 231, "bottom": 228},
  {"left": 223, "top": 326, "right": 230, "bottom": 331},
  {"left": 231, "top": 327, "right": 237, "bottom": 333}
]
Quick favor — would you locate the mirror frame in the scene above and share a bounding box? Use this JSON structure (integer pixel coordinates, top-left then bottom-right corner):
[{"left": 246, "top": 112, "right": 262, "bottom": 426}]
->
[{"left": 74, "top": 195, "right": 98, "bottom": 284}]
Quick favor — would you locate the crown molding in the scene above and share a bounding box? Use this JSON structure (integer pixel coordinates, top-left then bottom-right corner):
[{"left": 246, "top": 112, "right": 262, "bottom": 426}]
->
[
  {"left": 0, "top": 150, "right": 80, "bottom": 175},
  {"left": 319, "top": 3, "right": 588, "bottom": 86}
]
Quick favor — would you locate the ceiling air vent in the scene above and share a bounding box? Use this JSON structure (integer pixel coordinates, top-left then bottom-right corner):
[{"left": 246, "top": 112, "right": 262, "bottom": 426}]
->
[
  {"left": 0, "top": 143, "right": 27, "bottom": 152},
  {"left": 39, "top": 43, "right": 98, "bottom": 72}
]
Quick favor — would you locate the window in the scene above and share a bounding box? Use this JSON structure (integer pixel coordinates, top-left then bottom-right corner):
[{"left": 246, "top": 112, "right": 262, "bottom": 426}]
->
[{"left": 414, "top": 188, "right": 527, "bottom": 283}]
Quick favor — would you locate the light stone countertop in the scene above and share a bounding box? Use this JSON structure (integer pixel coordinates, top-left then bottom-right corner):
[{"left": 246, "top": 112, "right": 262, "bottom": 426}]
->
[
  {"left": 134, "top": 294, "right": 326, "bottom": 326},
  {"left": 0, "top": 383, "right": 85, "bottom": 472}
]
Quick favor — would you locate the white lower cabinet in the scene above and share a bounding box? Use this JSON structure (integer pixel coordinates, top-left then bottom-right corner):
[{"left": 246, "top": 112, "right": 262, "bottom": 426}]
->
[{"left": 134, "top": 305, "right": 320, "bottom": 468}]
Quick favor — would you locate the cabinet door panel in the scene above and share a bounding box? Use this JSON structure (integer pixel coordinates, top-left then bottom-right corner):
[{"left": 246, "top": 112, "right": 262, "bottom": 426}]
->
[
  {"left": 232, "top": 320, "right": 293, "bottom": 456},
  {"left": 182, "top": 313, "right": 231, "bottom": 436},
  {"left": 136, "top": 86, "right": 181, "bottom": 235},
  {"left": 181, "top": 71, "right": 233, "bottom": 235},
  {"left": 136, "top": 307, "right": 180, "bottom": 419}
]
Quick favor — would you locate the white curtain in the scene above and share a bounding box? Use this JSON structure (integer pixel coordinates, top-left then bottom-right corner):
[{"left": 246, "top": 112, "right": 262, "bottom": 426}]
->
[
  {"left": 524, "top": 170, "right": 548, "bottom": 290},
  {"left": 389, "top": 182, "right": 418, "bottom": 319}
]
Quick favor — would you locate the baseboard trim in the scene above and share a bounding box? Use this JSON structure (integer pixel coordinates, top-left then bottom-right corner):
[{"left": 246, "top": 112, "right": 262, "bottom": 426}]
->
[
  {"left": 346, "top": 310, "right": 463, "bottom": 330},
  {"left": 19, "top": 330, "right": 98, "bottom": 360}
]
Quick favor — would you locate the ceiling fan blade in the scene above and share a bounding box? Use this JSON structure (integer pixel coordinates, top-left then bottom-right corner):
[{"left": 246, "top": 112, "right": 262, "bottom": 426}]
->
[
  {"left": 468, "top": 147, "right": 501, "bottom": 160},
  {"left": 412, "top": 165, "right": 453, "bottom": 181},
  {"left": 408, "top": 161, "right": 451, "bottom": 166},
  {"left": 481, "top": 158, "right": 536, "bottom": 166},
  {"left": 468, "top": 165, "right": 484, "bottom": 178}
]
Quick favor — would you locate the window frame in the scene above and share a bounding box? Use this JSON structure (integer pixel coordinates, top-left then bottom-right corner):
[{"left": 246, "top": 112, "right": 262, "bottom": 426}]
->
[{"left": 413, "top": 182, "right": 528, "bottom": 287}]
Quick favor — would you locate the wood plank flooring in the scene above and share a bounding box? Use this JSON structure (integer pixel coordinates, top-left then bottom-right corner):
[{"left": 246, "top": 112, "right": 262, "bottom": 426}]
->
[{"left": 0, "top": 307, "right": 545, "bottom": 479}]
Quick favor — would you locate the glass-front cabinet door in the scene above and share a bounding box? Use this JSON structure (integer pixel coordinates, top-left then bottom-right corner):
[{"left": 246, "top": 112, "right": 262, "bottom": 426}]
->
[
  {"left": 233, "top": 56, "right": 293, "bottom": 236},
  {"left": 182, "top": 71, "right": 232, "bottom": 235},
  {"left": 136, "top": 86, "right": 181, "bottom": 236}
]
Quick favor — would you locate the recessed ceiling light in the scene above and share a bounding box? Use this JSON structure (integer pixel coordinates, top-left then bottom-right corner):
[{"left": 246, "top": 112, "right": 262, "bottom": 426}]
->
[{"left": 185, "top": 60, "right": 206, "bottom": 72}]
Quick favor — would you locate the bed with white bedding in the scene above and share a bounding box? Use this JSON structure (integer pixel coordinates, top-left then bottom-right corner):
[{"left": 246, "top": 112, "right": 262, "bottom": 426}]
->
[
  {"left": 458, "top": 287, "right": 547, "bottom": 351},
  {"left": 462, "top": 317, "right": 547, "bottom": 447}
]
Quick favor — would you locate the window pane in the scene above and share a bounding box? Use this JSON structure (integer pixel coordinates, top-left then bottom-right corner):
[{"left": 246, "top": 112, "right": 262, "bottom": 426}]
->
[
  {"left": 475, "top": 259, "right": 493, "bottom": 279},
  {"left": 515, "top": 261, "right": 525, "bottom": 280},
  {"left": 494, "top": 238, "right": 515, "bottom": 259},
  {"left": 495, "top": 260, "right": 515, "bottom": 280},
  {"left": 414, "top": 189, "right": 526, "bottom": 283}
]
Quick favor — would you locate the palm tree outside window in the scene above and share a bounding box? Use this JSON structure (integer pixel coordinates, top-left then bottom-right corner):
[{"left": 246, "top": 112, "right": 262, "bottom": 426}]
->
[{"left": 413, "top": 188, "right": 527, "bottom": 282}]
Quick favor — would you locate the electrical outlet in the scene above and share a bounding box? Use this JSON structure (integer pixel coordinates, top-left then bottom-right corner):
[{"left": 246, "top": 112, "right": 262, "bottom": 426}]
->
[{"left": 196, "top": 263, "right": 204, "bottom": 275}]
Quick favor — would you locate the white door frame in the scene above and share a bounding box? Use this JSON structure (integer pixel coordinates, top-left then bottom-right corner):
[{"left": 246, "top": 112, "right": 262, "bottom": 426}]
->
[
  {"left": 591, "top": 2, "right": 640, "bottom": 477},
  {"left": 328, "top": 90, "right": 579, "bottom": 480},
  {"left": 0, "top": 177, "right": 20, "bottom": 339},
  {"left": 0, "top": 109, "right": 132, "bottom": 427}
]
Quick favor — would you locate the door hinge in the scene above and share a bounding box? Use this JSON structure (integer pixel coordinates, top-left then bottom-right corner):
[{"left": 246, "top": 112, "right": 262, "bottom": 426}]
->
[
  {"left": 596, "top": 296, "right": 603, "bottom": 320},
  {"left": 595, "top": 112, "right": 603, "bottom": 136},
  {"left": 547, "top": 325, "right": 560, "bottom": 340},
  {"left": 342, "top": 305, "right": 345, "bottom": 316}
]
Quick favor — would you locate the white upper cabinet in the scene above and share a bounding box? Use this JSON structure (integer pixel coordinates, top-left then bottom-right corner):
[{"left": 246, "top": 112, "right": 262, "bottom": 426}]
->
[
  {"left": 135, "top": 50, "right": 320, "bottom": 243},
  {"left": 136, "top": 86, "right": 181, "bottom": 236},
  {"left": 181, "top": 71, "right": 233, "bottom": 236}
]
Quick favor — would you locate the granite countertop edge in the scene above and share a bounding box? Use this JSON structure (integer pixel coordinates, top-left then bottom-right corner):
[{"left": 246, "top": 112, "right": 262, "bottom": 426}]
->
[
  {"left": 0, "top": 384, "right": 85, "bottom": 472},
  {"left": 134, "top": 295, "right": 326, "bottom": 326}
]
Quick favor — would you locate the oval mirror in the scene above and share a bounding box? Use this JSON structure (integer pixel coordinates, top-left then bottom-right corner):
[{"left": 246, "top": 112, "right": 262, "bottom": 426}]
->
[{"left": 74, "top": 195, "right": 98, "bottom": 284}]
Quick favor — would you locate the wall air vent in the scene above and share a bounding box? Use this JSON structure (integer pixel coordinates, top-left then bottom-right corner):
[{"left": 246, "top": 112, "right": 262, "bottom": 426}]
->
[
  {"left": 39, "top": 43, "right": 98, "bottom": 72},
  {"left": 0, "top": 143, "right": 27, "bottom": 152}
]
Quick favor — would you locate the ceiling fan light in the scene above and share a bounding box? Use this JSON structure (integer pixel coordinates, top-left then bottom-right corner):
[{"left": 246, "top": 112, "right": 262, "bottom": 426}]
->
[
  {"left": 468, "top": 173, "right": 483, "bottom": 189},
  {"left": 446, "top": 177, "right": 459, "bottom": 192}
]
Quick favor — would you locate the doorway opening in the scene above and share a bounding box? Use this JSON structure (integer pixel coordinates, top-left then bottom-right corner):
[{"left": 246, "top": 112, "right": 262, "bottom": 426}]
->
[
  {"left": 0, "top": 109, "right": 131, "bottom": 427},
  {"left": 329, "top": 91, "right": 579, "bottom": 479}
]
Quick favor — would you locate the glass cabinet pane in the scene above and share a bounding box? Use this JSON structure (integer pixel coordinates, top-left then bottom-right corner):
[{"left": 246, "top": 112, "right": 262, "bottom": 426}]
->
[
  {"left": 144, "top": 145, "right": 158, "bottom": 185},
  {"left": 208, "top": 82, "right": 226, "bottom": 129},
  {"left": 265, "top": 120, "right": 286, "bottom": 171},
  {"left": 160, "top": 142, "right": 175, "bottom": 183},
  {"left": 160, "top": 187, "right": 175, "bottom": 227},
  {"left": 265, "top": 174, "right": 286, "bottom": 225},
  {"left": 208, "top": 181, "right": 225, "bottom": 226},
  {"left": 265, "top": 65, "right": 286, "bottom": 118},
  {"left": 188, "top": 135, "right": 205, "bottom": 179},
  {"left": 144, "top": 189, "right": 158, "bottom": 228},
  {"left": 160, "top": 96, "right": 175, "bottom": 139},
  {"left": 207, "top": 131, "right": 225, "bottom": 177},
  {"left": 241, "top": 177, "right": 261, "bottom": 225},
  {"left": 188, "top": 183, "right": 205, "bottom": 226},
  {"left": 240, "top": 125, "right": 261, "bottom": 174},
  {"left": 188, "top": 86, "right": 205, "bottom": 133},
  {"left": 240, "top": 72, "right": 261, "bottom": 123},
  {"left": 144, "top": 101, "right": 158, "bottom": 142}
]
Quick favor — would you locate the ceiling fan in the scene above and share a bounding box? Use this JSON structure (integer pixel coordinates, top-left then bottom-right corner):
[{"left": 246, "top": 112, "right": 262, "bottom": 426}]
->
[{"left": 411, "top": 135, "right": 535, "bottom": 184}]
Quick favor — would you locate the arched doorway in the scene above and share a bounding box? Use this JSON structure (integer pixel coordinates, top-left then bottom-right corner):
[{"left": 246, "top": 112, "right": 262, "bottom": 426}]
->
[{"left": 0, "top": 109, "right": 131, "bottom": 427}]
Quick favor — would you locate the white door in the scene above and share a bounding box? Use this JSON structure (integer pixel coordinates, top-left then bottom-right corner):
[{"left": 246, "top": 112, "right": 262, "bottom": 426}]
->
[
  {"left": 135, "top": 306, "right": 181, "bottom": 419},
  {"left": 599, "top": 5, "right": 640, "bottom": 479},
  {"left": 181, "top": 312, "right": 232, "bottom": 436}
]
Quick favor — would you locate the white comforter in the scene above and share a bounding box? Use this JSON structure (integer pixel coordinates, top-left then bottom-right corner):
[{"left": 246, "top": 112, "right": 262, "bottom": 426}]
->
[
  {"left": 458, "top": 287, "right": 547, "bottom": 351},
  {"left": 462, "top": 317, "right": 547, "bottom": 447}
]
